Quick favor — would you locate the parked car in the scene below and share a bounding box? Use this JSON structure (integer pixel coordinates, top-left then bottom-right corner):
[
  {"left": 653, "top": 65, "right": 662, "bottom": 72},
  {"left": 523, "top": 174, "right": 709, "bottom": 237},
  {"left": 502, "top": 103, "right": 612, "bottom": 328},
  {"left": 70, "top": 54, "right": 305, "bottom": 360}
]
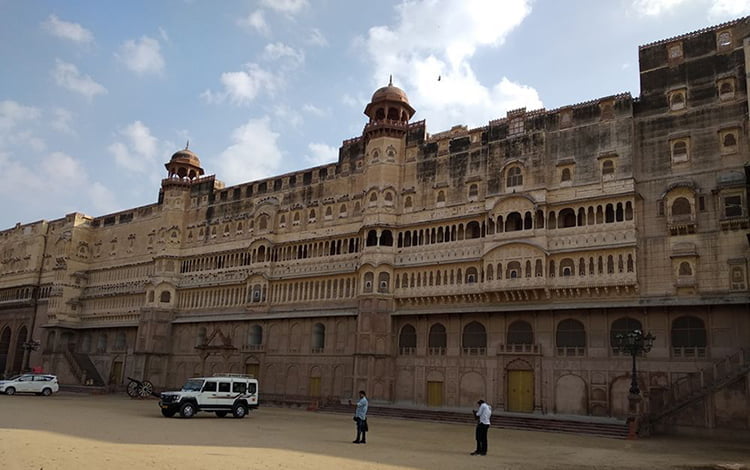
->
[
  {"left": 0, "top": 374, "right": 59, "bottom": 396},
  {"left": 159, "top": 374, "right": 259, "bottom": 418}
]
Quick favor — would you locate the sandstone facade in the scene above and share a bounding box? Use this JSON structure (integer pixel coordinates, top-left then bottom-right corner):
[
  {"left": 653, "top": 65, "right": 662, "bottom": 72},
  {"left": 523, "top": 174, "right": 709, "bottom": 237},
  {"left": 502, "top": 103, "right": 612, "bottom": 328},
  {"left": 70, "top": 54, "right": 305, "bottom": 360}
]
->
[{"left": 1, "top": 18, "right": 749, "bottom": 433}]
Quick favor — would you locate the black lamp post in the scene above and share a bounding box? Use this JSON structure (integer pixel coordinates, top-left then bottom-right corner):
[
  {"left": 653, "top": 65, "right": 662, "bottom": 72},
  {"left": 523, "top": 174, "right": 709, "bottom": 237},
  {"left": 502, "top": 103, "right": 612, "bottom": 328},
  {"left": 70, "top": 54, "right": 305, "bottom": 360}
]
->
[{"left": 614, "top": 329, "right": 655, "bottom": 396}]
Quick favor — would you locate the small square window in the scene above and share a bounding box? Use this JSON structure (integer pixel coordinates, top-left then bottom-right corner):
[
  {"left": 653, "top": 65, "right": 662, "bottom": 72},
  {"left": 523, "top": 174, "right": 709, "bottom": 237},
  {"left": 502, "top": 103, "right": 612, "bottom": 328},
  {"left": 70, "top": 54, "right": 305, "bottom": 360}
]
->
[
  {"left": 717, "top": 30, "right": 732, "bottom": 49},
  {"left": 669, "top": 90, "right": 686, "bottom": 111},
  {"left": 667, "top": 42, "right": 683, "bottom": 61},
  {"left": 724, "top": 195, "right": 743, "bottom": 218},
  {"left": 671, "top": 138, "right": 690, "bottom": 164},
  {"left": 718, "top": 79, "right": 735, "bottom": 101},
  {"left": 720, "top": 130, "right": 738, "bottom": 154}
]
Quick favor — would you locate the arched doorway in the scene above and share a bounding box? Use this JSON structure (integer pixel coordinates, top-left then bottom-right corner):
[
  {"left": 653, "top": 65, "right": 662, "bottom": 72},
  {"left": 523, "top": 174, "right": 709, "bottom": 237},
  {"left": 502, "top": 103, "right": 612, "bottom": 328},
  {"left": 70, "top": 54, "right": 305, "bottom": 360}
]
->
[
  {"left": 11, "top": 326, "right": 28, "bottom": 374},
  {"left": 0, "top": 327, "right": 11, "bottom": 377}
]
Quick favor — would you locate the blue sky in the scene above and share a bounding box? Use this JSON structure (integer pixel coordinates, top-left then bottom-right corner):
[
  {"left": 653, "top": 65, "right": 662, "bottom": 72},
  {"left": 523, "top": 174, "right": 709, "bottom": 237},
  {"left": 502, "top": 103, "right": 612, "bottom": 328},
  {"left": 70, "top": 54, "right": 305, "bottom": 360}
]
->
[{"left": 1, "top": 0, "right": 748, "bottom": 228}]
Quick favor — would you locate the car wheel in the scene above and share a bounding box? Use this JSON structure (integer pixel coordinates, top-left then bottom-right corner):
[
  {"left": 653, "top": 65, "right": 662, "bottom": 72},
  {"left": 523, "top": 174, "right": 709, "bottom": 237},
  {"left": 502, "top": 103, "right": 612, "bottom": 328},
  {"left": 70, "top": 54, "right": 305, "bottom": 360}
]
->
[
  {"left": 5, "top": 387, "right": 15, "bottom": 396},
  {"left": 179, "top": 402, "right": 196, "bottom": 418},
  {"left": 41, "top": 388, "right": 52, "bottom": 397},
  {"left": 161, "top": 408, "right": 176, "bottom": 418},
  {"left": 215, "top": 411, "right": 228, "bottom": 418},
  {"left": 232, "top": 403, "right": 247, "bottom": 419}
]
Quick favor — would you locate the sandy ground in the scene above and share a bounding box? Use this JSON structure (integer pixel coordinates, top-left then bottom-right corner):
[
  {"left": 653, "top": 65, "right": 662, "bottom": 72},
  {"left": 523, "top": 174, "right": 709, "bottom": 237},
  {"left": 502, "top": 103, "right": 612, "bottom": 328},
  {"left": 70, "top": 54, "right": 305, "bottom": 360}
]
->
[{"left": 0, "top": 393, "right": 748, "bottom": 470}]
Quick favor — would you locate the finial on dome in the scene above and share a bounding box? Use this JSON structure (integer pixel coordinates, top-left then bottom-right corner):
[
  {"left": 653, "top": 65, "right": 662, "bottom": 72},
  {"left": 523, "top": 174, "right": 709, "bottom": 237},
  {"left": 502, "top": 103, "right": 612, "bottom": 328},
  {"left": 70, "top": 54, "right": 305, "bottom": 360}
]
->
[
  {"left": 185, "top": 140, "right": 190, "bottom": 150},
  {"left": 389, "top": 74, "right": 393, "bottom": 86}
]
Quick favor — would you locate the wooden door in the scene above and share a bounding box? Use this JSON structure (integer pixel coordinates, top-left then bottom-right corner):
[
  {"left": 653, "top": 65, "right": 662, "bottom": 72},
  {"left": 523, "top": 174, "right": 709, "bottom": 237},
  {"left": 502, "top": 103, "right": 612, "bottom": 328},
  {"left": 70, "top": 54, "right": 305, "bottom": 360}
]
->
[
  {"left": 245, "top": 363, "right": 259, "bottom": 378},
  {"left": 109, "top": 361, "right": 123, "bottom": 385},
  {"left": 309, "top": 377, "right": 321, "bottom": 397},
  {"left": 507, "top": 370, "right": 534, "bottom": 412},
  {"left": 427, "top": 381, "right": 443, "bottom": 407}
]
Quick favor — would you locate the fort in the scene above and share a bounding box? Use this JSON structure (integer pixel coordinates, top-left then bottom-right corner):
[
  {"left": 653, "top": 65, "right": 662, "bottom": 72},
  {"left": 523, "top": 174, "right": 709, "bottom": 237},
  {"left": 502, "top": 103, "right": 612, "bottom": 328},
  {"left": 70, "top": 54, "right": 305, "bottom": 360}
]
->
[{"left": 0, "top": 17, "right": 748, "bottom": 435}]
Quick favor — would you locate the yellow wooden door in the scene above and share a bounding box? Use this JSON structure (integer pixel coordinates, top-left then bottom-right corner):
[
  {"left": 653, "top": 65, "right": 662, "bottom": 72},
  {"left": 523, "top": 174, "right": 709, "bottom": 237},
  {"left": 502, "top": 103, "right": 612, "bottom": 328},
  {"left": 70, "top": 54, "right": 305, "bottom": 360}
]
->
[
  {"left": 507, "top": 370, "right": 534, "bottom": 412},
  {"left": 109, "top": 361, "right": 123, "bottom": 385},
  {"left": 245, "top": 363, "right": 259, "bottom": 378},
  {"left": 427, "top": 381, "right": 443, "bottom": 407},
  {"left": 309, "top": 377, "right": 321, "bottom": 397}
]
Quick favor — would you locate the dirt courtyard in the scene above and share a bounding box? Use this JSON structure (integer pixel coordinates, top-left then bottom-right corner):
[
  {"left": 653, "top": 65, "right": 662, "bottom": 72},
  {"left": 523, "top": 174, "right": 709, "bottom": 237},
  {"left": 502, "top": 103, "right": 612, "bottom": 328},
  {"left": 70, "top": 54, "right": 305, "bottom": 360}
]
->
[{"left": 0, "top": 393, "right": 747, "bottom": 470}]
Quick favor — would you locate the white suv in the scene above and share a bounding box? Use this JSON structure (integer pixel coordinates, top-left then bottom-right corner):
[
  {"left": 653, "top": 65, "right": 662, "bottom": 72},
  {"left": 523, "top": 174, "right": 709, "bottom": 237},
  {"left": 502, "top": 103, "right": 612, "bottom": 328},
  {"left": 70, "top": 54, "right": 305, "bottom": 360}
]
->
[
  {"left": 0, "top": 374, "right": 59, "bottom": 396},
  {"left": 158, "top": 374, "right": 259, "bottom": 418}
]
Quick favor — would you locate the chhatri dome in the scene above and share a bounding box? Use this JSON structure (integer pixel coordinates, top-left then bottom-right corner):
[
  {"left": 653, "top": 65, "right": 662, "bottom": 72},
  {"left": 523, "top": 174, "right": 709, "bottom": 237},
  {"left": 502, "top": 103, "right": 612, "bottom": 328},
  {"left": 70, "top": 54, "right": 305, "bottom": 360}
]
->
[
  {"left": 165, "top": 142, "right": 205, "bottom": 180},
  {"left": 364, "top": 76, "right": 415, "bottom": 123}
]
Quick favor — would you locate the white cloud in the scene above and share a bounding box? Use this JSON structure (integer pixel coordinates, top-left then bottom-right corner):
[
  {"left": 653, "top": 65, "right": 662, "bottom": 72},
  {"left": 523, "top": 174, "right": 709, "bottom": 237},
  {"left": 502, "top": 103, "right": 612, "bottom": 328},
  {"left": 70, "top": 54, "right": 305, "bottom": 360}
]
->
[
  {"left": 108, "top": 120, "right": 161, "bottom": 173},
  {"left": 302, "top": 104, "right": 328, "bottom": 116},
  {"left": 213, "top": 117, "right": 283, "bottom": 184},
  {"left": 363, "top": 0, "right": 541, "bottom": 131},
  {"left": 41, "top": 15, "right": 94, "bottom": 44},
  {"left": 263, "top": 42, "right": 305, "bottom": 68},
  {"left": 238, "top": 10, "right": 270, "bottom": 35},
  {"left": 0, "top": 101, "right": 45, "bottom": 151},
  {"left": 304, "top": 142, "right": 338, "bottom": 166},
  {"left": 0, "top": 100, "right": 40, "bottom": 132},
  {"left": 51, "top": 108, "right": 75, "bottom": 135},
  {"left": 52, "top": 59, "right": 107, "bottom": 100},
  {"left": 631, "top": 0, "right": 688, "bottom": 16},
  {"left": 273, "top": 105, "right": 304, "bottom": 128},
  {"left": 308, "top": 28, "right": 328, "bottom": 47},
  {"left": 202, "top": 63, "right": 278, "bottom": 105},
  {"left": 0, "top": 150, "right": 119, "bottom": 221},
  {"left": 260, "top": 0, "right": 309, "bottom": 15},
  {"left": 116, "top": 36, "right": 165, "bottom": 76},
  {"left": 87, "top": 182, "right": 120, "bottom": 214},
  {"left": 708, "top": 0, "right": 750, "bottom": 19}
]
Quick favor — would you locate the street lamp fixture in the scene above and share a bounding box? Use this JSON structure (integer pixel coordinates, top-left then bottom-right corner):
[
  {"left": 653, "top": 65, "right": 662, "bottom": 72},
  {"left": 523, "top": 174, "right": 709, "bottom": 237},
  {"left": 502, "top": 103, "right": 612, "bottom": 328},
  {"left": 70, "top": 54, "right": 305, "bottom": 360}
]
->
[{"left": 614, "top": 329, "right": 655, "bottom": 396}]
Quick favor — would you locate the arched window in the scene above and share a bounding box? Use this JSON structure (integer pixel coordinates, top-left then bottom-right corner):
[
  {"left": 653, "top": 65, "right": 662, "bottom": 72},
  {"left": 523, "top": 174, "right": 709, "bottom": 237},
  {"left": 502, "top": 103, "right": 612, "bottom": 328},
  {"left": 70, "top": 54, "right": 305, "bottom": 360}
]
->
[
  {"left": 672, "top": 140, "right": 688, "bottom": 162},
  {"left": 671, "top": 197, "right": 691, "bottom": 216},
  {"left": 404, "top": 196, "right": 413, "bottom": 209},
  {"left": 558, "top": 208, "right": 576, "bottom": 228},
  {"left": 678, "top": 261, "right": 693, "bottom": 276},
  {"left": 114, "top": 332, "right": 127, "bottom": 351},
  {"left": 505, "top": 212, "right": 523, "bottom": 231},
  {"left": 248, "top": 325, "right": 263, "bottom": 347},
  {"left": 468, "top": 184, "right": 478, "bottom": 199},
  {"left": 602, "top": 160, "right": 615, "bottom": 175},
  {"left": 466, "top": 221, "right": 481, "bottom": 239},
  {"left": 428, "top": 323, "right": 447, "bottom": 355},
  {"left": 462, "top": 321, "right": 486, "bottom": 355},
  {"left": 196, "top": 327, "right": 207, "bottom": 347},
  {"left": 312, "top": 323, "right": 325, "bottom": 352},
  {"left": 96, "top": 334, "right": 108, "bottom": 353},
  {"left": 561, "top": 168, "right": 571, "bottom": 182},
  {"left": 610, "top": 317, "right": 642, "bottom": 354},
  {"left": 507, "top": 320, "right": 533, "bottom": 345},
  {"left": 160, "top": 291, "right": 171, "bottom": 303},
  {"left": 379, "top": 230, "right": 393, "bottom": 246},
  {"left": 506, "top": 261, "right": 521, "bottom": 279},
  {"left": 556, "top": 319, "right": 585, "bottom": 356},
  {"left": 436, "top": 191, "right": 446, "bottom": 205},
  {"left": 671, "top": 316, "right": 706, "bottom": 357},
  {"left": 507, "top": 166, "right": 523, "bottom": 187},
  {"left": 366, "top": 230, "right": 378, "bottom": 247},
  {"left": 670, "top": 91, "right": 686, "bottom": 110},
  {"left": 399, "top": 324, "right": 417, "bottom": 355},
  {"left": 465, "top": 267, "right": 478, "bottom": 283}
]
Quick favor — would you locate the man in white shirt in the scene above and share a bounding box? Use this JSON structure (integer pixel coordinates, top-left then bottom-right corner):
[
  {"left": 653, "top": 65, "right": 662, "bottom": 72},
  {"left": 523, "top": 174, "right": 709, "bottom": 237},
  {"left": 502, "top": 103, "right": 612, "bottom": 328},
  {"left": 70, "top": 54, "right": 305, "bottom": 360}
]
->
[
  {"left": 353, "top": 390, "right": 369, "bottom": 444},
  {"left": 471, "top": 399, "right": 492, "bottom": 456}
]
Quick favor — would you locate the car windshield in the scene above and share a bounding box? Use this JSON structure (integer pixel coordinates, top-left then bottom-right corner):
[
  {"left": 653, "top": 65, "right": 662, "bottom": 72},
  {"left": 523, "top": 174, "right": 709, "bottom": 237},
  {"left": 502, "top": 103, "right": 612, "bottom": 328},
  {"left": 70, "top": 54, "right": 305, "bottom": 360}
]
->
[
  {"left": 6, "top": 375, "right": 21, "bottom": 381},
  {"left": 181, "top": 379, "right": 204, "bottom": 391}
]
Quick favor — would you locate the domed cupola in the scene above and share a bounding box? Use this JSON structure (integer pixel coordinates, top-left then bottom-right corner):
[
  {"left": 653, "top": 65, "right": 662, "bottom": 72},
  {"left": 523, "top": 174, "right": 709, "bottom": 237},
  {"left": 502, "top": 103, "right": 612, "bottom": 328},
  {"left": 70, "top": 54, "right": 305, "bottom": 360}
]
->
[
  {"left": 165, "top": 142, "right": 205, "bottom": 180},
  {"left": 363, "top": 76, "right": 415, "bottom": 140}
]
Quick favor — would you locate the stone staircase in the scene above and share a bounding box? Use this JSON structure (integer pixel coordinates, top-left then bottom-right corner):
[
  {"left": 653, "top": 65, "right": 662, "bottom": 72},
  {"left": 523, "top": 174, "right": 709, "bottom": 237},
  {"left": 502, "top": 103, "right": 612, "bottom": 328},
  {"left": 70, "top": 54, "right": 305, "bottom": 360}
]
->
[
  {"left": 63, "top": 349, "right": 105, "bottom": 386},
  {"left": 317, "top": 402, "right": 629, "bottom": 439},
  {"left": 648, "top": 348, "right": 749, "bottom": 425}
]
